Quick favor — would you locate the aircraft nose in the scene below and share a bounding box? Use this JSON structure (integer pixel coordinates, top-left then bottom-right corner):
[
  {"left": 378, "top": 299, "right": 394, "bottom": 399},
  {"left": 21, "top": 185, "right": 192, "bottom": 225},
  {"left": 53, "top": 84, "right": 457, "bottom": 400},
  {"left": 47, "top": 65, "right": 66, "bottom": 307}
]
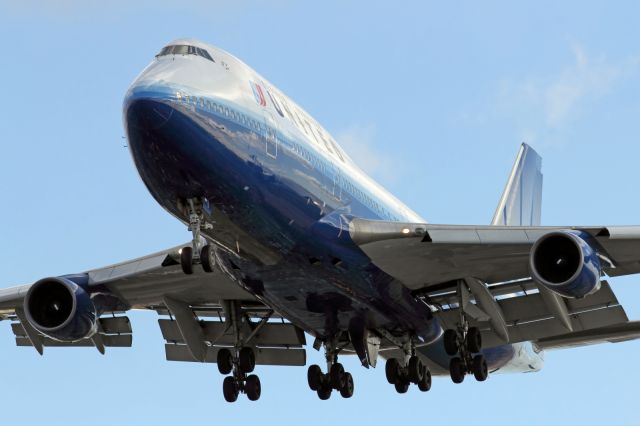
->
[{"left": 125, "top": 97, "right": 175, "bottom": 133}]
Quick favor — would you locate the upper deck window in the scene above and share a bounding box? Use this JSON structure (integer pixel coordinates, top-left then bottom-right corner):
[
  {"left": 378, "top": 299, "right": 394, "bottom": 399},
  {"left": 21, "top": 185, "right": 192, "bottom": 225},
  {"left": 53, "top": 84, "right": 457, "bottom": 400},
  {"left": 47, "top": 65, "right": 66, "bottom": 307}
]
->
[{"left": 157, "top": 45, "right": 214, "bottom": 62}]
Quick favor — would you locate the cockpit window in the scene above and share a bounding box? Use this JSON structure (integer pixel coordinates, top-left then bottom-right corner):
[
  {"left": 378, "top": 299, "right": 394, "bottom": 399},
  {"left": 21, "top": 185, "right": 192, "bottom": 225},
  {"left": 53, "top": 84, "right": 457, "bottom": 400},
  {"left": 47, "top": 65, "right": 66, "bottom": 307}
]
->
[{"left": 157, "top": 45, "right": 214, "bottom": 62}]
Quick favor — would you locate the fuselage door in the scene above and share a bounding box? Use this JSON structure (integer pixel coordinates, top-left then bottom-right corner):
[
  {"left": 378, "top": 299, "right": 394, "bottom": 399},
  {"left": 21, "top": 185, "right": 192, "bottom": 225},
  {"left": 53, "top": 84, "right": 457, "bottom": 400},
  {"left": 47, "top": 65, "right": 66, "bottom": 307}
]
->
[{"left": 264, "top": 112, "right": 278, "bottom": 159}]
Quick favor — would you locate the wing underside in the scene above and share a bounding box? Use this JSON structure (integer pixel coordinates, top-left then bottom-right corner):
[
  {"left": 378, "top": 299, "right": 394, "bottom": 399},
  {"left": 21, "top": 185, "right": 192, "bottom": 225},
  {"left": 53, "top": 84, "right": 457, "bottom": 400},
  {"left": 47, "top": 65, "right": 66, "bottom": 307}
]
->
[{"left": 0, "top": 243, "right": 307, "bottom": 367}]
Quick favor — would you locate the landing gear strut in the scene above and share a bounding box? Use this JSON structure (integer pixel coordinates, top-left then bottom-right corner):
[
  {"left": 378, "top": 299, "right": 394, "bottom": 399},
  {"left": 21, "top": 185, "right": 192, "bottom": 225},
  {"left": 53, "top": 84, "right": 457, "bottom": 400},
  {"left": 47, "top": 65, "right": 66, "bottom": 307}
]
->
[
  {"left": 218, "top": 346, "right": 261, "bottom": 402},
  {"left": 384, "top": 338, "right": 432, "bottom": 394},
  {"left": 217, "top": 301, "right": 262, "bottom": 402},
  {"left": 179, "top": 198, "right": 215, "bottom": 275},
  {"left": 307, "top": 338, "right": 355, "bottom": 400},
  {"left": 444, "top": 286, "right": 489, "bottom": 383}
]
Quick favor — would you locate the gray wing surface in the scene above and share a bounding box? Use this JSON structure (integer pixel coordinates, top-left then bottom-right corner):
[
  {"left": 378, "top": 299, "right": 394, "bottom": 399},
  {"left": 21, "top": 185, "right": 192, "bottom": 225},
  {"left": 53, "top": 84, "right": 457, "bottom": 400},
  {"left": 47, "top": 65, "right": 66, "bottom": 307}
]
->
[
  {"left": 350, "top": 220, "right": 640, "bottom": 288},
  {"left": 0, "top": 244, "right": 306, "bottom": 365},
  {"left": 1, "top": 243, "right": 254, "bottom": 316},
  {"left": 349, "top": 219, "right": 640, "bottom": 348}
]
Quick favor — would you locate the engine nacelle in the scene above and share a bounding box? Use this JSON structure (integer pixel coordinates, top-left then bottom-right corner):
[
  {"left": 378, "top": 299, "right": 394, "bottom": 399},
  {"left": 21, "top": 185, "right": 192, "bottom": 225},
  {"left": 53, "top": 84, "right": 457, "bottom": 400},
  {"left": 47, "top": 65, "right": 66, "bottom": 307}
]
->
[
  {"left": 23, "top": 277, "right": 98, "bottom": 342},
  {"left": 529, "top": 231, "right": 602, "bottom": 299}
]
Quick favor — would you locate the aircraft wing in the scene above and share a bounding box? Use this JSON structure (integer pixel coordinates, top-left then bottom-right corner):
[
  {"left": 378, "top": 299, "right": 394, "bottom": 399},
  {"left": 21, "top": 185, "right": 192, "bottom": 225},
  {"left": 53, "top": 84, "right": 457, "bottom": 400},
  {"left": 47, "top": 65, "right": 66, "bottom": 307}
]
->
[
  {"left": 0, "top": 244, "right": 306, "bottom": 365},
  {"left": 349, "top": 219, "right": 640, "bottom": 288},
  {"left": 0, "top": 243, "right": 255, "bottom": 315},
  {"left": 349, "top": 219, "right": 640, "bottom": 347}
]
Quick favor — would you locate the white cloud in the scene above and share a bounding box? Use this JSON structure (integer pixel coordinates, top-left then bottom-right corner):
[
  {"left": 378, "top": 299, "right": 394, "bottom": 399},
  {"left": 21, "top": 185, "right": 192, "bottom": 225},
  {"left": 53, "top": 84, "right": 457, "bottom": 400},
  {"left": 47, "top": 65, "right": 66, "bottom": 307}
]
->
[
  {"left": 496, "top": 44, "right": 639, "bottom": 145},
  {"left": 334, "top": 123, "right": 401, "bottom": 182}
]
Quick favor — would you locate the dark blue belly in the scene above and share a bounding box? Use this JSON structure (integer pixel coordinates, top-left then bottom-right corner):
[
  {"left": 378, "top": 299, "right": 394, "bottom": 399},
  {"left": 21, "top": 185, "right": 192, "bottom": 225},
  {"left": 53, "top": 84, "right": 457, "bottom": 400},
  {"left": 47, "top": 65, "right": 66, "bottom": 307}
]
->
[{"left": 124, "top": 92, "right": 441, "bottom": 345}]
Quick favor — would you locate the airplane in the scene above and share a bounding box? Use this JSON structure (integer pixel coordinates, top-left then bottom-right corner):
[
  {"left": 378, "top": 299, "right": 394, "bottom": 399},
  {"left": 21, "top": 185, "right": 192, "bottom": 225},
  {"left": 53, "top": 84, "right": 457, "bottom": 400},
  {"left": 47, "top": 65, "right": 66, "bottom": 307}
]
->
[{"left": 2, "top": 38, "right": 640, "bottom": 403}]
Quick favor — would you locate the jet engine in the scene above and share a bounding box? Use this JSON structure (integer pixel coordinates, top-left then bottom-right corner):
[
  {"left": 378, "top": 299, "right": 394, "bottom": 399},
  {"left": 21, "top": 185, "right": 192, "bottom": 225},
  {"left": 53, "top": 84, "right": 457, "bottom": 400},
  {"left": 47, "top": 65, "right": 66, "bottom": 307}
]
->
[
  {"left": 529, "top": 231, "right": 602, "bottom": 299},
  {"left": 23, "top": 277, "right": 98, "bottom": 342}
]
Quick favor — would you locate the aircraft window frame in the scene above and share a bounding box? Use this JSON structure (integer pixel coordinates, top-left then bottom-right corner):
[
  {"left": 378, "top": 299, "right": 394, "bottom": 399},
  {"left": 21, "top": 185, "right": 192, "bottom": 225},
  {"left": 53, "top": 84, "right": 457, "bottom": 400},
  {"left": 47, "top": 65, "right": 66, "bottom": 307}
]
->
[{"left": 157, "top": 45, "right": 215, "bottom": 62}]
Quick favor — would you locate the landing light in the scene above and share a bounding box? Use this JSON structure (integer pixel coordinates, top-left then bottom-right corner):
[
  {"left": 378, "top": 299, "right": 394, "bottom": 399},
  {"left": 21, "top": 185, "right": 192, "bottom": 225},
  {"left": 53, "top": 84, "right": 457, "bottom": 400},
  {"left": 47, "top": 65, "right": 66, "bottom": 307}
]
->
[{"left": 402, "top": 228, "right": 411, "bottom": 235}]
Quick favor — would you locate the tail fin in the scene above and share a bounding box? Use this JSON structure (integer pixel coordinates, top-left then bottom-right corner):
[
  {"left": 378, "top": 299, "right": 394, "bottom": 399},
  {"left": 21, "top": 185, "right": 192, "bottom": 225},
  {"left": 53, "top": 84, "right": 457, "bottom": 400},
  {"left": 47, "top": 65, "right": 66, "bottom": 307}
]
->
[{"left": 491, "top": 143, "right": 543, "bottom": 226}]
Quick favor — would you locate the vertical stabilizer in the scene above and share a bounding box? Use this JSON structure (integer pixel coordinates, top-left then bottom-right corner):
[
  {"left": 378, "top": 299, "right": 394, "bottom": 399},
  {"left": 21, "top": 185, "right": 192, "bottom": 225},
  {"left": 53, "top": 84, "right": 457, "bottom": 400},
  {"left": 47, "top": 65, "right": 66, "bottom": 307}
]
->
[{"left": 491, "top": 144, "right": 543, "bottom": 226}]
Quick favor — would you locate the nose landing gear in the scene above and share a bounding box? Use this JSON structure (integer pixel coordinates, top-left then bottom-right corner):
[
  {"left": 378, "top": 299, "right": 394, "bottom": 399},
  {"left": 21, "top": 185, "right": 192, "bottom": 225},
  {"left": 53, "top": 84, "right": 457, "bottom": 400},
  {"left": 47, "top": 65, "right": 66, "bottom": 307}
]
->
[{"left": 178, "top": 198, "right": 215, "bottom": 275}]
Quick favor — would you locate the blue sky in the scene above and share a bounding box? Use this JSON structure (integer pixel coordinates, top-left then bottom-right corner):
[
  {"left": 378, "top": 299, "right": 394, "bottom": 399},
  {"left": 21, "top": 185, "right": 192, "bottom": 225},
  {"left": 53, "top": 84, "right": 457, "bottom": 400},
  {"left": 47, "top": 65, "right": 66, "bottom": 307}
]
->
[{"left": 1, "top": 1, "right": 640, "bottom": 424}]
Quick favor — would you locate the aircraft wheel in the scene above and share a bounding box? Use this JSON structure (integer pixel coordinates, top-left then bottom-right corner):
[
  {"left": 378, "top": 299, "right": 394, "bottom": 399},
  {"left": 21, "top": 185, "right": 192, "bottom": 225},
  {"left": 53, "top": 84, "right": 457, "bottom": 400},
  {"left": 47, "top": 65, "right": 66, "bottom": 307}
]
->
[
  {"left": 472, "top": 354, "right": 488, "bottom": 382},
  {"left": 245, "top": 374, "right": 261, "bottom": 401},
  {"left": 339, "top": 372, "right": 354, "bottom": 398},
  {"left": 443, "top": 329, "right": 458, "bottom": 356},
  {"left": 180, "top": 246, "right": 193, "bottom": 275},
  {"left": 238, "top": 347, "right": 255, "bottom": 373},
  {"left": 418, "top": 366, "right": 432, "bottom": 392},
  {"left": 201, "top": 244, "right": 215, "bottom": 273},
  {"left": 223, "top": 376, "right": 238, "bottom": 403},
  {"left": 385, "top": 358, "right": 401, "bottom": 384},
  {"left": 449, "top": 357, "right": 465, "bottom": 384},
  {"left": 466, "top": 327, "right": 482, "bottom": 353},
  {"left": 330, "top": 362, "right": 345, "bottom": 389},
  {"left": 317, "top": 384, "right": 332, "bottom": 400},
  {"left": 307, "top": 364, "right": 323, "bottom": 391},
  {"left": 394, "top": 379, "right": 410, "bottom": 394},
  {"left": 217, "top": 348, "right": 233, "bottom": 375},
  {"left": 408, "top": 356, "right": 424, "bottom": 384}
]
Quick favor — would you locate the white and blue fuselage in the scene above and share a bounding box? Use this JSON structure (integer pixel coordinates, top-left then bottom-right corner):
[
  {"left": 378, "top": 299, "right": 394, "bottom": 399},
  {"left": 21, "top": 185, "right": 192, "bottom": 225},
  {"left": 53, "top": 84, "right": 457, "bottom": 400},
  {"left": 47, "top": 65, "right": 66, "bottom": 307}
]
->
[{"left": 124, "top": 39, "right": 542, "bottom": 375}]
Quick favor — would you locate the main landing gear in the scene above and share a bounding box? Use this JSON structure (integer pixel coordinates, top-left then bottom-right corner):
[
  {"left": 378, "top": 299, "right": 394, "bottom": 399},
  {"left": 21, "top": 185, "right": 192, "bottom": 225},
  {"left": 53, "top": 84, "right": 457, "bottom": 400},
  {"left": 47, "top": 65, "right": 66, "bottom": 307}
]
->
[
  {"left": 384, "top": 339, "right": 432, "bottom": 394},
  {"left": 306, "top": 339, "right": 355, "bottom": 400},
  {"left": 218, "top": 346, "right": 261, "bottom": 402},
  {"left": 218, "top": 301, "right": 263, "bottom": 403},
  {"left": 443, "top": 324, "right": 488, "bottom": 384},
  {"left": 179, "top": 198, "right": 215, "bottom": 275}
]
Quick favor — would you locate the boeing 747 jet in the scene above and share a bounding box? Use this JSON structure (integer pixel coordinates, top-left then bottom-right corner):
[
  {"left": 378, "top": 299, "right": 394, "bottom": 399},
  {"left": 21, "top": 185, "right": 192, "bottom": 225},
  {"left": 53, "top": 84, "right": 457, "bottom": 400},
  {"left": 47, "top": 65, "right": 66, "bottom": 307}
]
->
[{"left": 2, "top": 39, "right": 640, "bottom": 402}]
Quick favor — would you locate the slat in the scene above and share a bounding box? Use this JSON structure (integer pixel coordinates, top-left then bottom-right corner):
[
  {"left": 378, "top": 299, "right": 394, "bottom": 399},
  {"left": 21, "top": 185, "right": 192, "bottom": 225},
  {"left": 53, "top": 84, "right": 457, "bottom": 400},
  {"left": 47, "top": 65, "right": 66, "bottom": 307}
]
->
[
  {"left": 165, "top": 344, "right": 306, "bottom": 366},
  {"left": 158, "top": 319, "right": 305, "bottom": 347},
  {"left": 16, "top": 334, "right": 132, "bottom": 348}
]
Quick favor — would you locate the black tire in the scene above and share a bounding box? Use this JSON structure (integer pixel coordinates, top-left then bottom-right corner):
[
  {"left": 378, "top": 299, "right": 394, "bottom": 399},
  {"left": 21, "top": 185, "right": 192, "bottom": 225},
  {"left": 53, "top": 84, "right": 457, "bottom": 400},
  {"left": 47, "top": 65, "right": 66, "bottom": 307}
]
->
[
  {"left": 239, "top": 347, "right": 256, "bottom": 373},
  {"left": 245, "top": 374, "right": 261, "bottom": 401},
  {"left": 394, "top": 379, "right": 410, "bottom": 394},
  {"left": 329, "top": 363, "right": 345, "bottom": 389},
  {"left": 408, "top": 356, "right": 424, "bottom": 384},
  {"left": 472, "top": 354, "right": 488, "bottom": 382},
  {"left": 466, "top": 327, "right": 482, "bottom": 353},
  {"left": 217, "top": 348, "right": 233, "bottom": 375},
  {"left": 307, "top": 364, "right": 323, "bottom": 391},
  {"left": 449, "top": 357, "right": 465, "bottom": 384},
  {"left": 223, "top": 376, "right": 238, "bottom": 403},
  {"left": 418, "top": 366, "right": 432, "bottom": 392},
  {"left": 180, "top": 246, "right": 193, "bottom": 275},
  {"left": 385, "top": 358, "right": 401, "bottom": 384},
  {"left": 201, "top": 244, "right": 215, "bottom": 273},
  {"left": 339, "top": 372, "right": 354, "bottom": 398},
  {"left": 443, "top": 329, "right": 458, "bottom": 356},
  {"left": 317, "top": 384, "right": 332, "bottom": 400}
]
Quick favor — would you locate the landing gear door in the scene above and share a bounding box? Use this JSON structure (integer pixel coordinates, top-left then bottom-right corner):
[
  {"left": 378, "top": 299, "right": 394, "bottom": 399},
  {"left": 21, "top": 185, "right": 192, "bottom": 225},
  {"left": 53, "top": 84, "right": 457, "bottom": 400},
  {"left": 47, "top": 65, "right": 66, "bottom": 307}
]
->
[{"left": 264, "top": 112, "right": 278, "bottom": 159}]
